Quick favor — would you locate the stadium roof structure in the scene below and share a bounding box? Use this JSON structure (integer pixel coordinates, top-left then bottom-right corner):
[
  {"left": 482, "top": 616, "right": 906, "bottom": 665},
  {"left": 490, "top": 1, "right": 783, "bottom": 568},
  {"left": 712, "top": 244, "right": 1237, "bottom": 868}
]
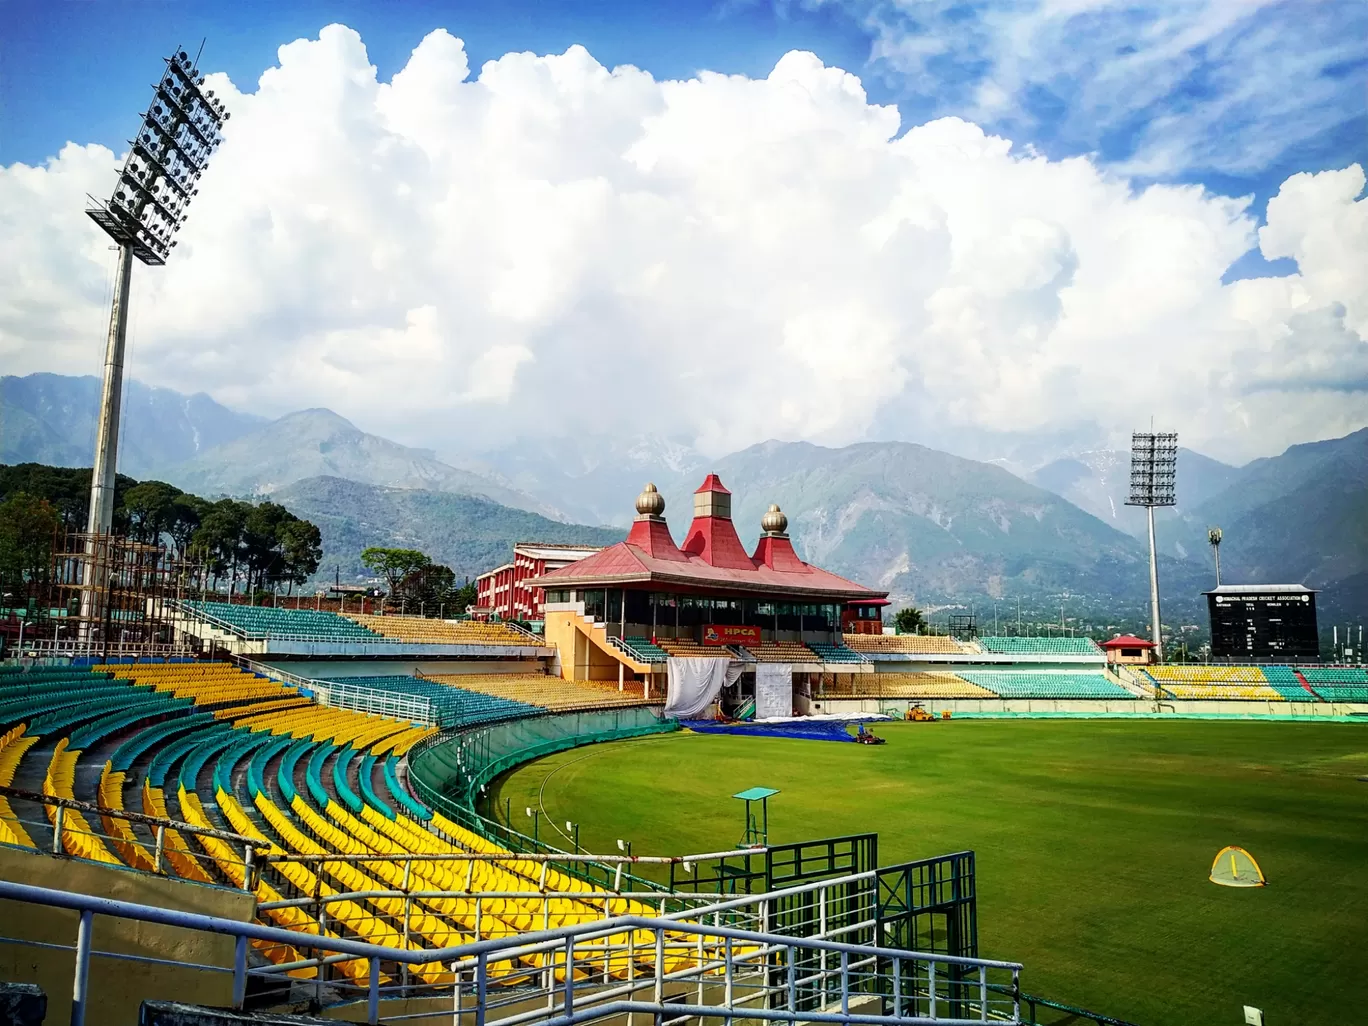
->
[
  {"left": 1203, "top": 584, "right": 1317, "bottom": 595},
  {"left": 1099, "top": 634, "right": 1155, "bottom": 649},
  {"left": 528, "top": 476, "right": 887, "bottom": 601}
]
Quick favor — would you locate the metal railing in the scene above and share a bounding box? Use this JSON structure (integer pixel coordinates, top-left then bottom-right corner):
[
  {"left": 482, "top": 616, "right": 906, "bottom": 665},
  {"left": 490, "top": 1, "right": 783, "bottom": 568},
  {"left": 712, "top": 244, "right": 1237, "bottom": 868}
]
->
[
  {"left": 314, "top": 678, "right": 436, "bottom": 725},
  {"left": 231, "top": 654, "right": 317, "bottom": 691},
  {"left": 607, "top": 636, "right": 666, "bottom": 665},
  {"left": 4, "top": 638, "right": 195, "bottom": 660},
  {"left": 0, "top": 785, "right": 264, "bottom": 885},
  {"left": 0, "top": 878, "right": 1023, "bottom": 1026}
]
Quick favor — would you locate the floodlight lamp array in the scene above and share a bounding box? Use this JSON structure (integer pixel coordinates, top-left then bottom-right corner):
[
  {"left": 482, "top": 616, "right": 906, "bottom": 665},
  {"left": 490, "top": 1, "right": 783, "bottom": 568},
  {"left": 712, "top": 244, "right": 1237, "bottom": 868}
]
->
[
  {"left": 86, "top": 48, "right": 229, "bottom": 265},
  {"left": 1125, "top": 431, "right": 1178, "bottom": 507}
]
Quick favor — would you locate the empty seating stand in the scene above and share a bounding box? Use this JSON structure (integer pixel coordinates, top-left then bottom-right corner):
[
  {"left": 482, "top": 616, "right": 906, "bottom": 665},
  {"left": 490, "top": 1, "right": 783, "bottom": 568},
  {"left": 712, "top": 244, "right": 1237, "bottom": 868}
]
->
[
  {"left": 184, "top": 602, "right": 385, "bottom": 642},
  {"left": 1300, "top": 667, "right": 1368, "bottom": 702},
  {"left": 977, "top": 637, "right": 1103, "bottom": 656},
  {"left": 866, "top": 673, "right": 996, "bottom": 698},
  {"left": 323, "top": 675, "right": 545, "bottom": 728},
  {"left": 618, "top": 637, "right": 669, "bottom": 662},
  {"left": 423, "top": 674, "right": 652, "bottom": 711},
  {"left": 843, "top": 634, "right": 967, "bottom": 654},
  {"left": 745, "top": 642, "right": 820, "bottom": 663},
  {"left": 809, "top": 642, "right": 868, "bottom": 664},
  {"left": 343, "top": 613, "right": 538, "bottom": 646},
  {"left": 957, "top": 672, "right": 1134, "bottom": 700}
]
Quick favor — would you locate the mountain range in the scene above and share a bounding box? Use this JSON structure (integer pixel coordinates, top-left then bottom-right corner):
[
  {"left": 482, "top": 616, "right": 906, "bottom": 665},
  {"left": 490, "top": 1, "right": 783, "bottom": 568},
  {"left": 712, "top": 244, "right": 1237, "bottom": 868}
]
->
[
  {"left": 170, "top": 408, "right": 562, "bottom": 519},
  {"left": 1, "top": 372, "right": 263, "bottom": 477},
  {"left": 273, "top": 476, "right": 620, "bottom": 585},
  {"left": 3, "top": 372, "right": 1364, "bottom": 624},
  {"left": 1029, "top": 447, "right": 1242, "bottom": 549}
]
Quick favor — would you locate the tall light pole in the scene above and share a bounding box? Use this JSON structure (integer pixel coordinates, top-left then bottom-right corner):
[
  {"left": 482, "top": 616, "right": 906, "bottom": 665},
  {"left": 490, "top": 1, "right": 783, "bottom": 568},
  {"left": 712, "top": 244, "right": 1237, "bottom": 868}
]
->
[
  {"left": 1208, "top": 527, "right": 1223, "bottom": 588},
  {"left": 81, "top": 47, "right": 229, "bottom": 627},
  {"left": 1125, "top": 431, "right": 1177, "bottom": 662},
  {"left": 86, "top": 47, "right": 229, "bottom": 531}
]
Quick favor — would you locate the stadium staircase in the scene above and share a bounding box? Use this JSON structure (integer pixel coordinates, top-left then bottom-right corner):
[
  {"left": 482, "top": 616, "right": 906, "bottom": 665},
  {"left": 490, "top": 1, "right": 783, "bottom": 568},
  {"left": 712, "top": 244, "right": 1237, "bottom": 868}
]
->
[{"left": 571, "top": 613, "right": 659, "bottom": 676}]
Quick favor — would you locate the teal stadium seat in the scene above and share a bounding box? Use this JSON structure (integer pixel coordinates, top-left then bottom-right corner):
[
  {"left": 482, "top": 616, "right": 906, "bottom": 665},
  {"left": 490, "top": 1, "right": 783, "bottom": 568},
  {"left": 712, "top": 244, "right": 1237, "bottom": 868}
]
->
[
  {"left": 186, "top": 601, "right": 386, "bottom": 642},
  {"left": 977, "top": 637, "right": 1103, "bottom": 656},
  {"left": 1300, "top": 667, "right": 1368, "bottom": 702},
  {"left": 1261, "top": 666, "right": 1316, "bottom": 700},
  {"left": 620, "top": 637, "right": 670, "bottom": 662},
  {"left": 333, "top": 745, "right": 364, "bottom": 813},
  {"left": 809, "top": 643, "right": 868, "bottom": 663},
  {"left": 957, "top": 672, "right": 1134, "bottom": 699},
  {"left": 383, "top": 756, "right": 431, "bottom": 821}
]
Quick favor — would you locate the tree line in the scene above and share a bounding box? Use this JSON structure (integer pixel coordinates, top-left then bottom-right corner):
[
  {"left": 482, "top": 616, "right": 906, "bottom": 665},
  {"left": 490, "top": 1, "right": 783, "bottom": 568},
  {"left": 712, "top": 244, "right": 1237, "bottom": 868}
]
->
[
  {"left": 0, "top": 463, "right": 322, "bottom": 603},
  {"left": 361, "top": 547, "right": 477, "bottom": 616}
]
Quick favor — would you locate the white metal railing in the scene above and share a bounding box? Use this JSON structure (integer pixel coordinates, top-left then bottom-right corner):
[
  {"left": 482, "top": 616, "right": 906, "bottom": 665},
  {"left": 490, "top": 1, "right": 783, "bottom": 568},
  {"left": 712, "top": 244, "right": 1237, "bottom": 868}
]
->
[
  {"left": 232, "top": 654, "right": 316, "bottom": 691},
  {"left": 608, "top": 636, "right": 665, "bottom": 665},
  {"left": 5, "top": 638, "right": 195, "bottom": 660},
  {"left": 0, "top": 878, "right": 1023, "bottom": 1026},
  {"left": 315, "top": 677, "right": 435, "bottom": 724}
]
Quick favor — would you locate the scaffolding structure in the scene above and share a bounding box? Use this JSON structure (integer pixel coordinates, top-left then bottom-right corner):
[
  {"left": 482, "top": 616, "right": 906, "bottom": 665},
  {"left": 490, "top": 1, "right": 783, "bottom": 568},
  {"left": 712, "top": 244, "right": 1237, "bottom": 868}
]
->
[{"left": 15, "top": 530, "right": 198, "bottom": 660}]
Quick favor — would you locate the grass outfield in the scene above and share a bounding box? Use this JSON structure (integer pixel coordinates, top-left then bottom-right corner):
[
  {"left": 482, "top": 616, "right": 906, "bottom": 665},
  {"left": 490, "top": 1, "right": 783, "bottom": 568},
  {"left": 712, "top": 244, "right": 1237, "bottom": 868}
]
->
[{"left": 492, "top": 719, "right": 1368, "bottom": 1026}]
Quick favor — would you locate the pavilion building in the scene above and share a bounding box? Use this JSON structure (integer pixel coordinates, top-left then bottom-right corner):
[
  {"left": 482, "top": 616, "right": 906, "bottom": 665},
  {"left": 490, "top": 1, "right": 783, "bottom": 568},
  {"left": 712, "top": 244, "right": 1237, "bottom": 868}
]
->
[{"left": 527, "top": 475, "right": 888, "bottom": 699}]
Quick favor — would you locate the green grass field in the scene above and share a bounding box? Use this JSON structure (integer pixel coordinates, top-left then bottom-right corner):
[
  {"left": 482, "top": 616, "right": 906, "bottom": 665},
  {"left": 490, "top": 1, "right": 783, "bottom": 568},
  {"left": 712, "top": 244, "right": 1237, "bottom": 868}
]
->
[{"left": 492, "top": 719, "right": 1368, "bottom": 1026}]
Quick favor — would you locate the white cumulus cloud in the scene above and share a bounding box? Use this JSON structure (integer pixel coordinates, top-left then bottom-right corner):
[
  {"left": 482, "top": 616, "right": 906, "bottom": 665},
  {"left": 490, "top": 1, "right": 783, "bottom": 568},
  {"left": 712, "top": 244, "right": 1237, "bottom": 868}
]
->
[{"left": 0, "top": 24, "right": 1364, "bottom": 465}]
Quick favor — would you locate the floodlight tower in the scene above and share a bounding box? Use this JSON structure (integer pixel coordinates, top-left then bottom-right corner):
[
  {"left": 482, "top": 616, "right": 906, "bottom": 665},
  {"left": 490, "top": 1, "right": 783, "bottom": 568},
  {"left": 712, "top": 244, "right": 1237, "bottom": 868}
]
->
[
  {"left": 1208, "top": 527, "right": 1223, "bottom": 587},
  {"left": 80, "top": 49, "right": 228, "bottom": 630},
  {"left": 1125, "top": 431, "right": 1178, "bottom": 662},
  {"left": 84, "top": 47, "right": 229, "bottom": 537}
]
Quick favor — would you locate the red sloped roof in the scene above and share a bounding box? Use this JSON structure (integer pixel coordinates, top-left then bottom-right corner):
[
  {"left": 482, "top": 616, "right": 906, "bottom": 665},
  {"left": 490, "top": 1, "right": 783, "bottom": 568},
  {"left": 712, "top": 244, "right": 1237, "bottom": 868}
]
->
[
  {"left": 529, "top": 538, "right": 883, "bottom": 600},
  {"left": 528, "top": 472, "right": 886, "bottom": 600},
  {"left": 1099, "top": 635, "right": 1155, "bottom": 648},
  {"left": 682, "top": 512, "right": 756, "bottom": 569},
  {"left": 694, "top": 473, "right": 731, "bottom": 495}
]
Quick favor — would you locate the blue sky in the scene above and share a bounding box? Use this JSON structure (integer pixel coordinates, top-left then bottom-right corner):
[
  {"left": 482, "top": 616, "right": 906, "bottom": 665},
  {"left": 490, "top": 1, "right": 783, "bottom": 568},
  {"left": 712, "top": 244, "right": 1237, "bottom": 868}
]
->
[
  {"left": 2, "top": 1, "right": 1365, "bottom": 462},
  {"left": 5, "top": 0, "right": 1363, "bottom": 222}
]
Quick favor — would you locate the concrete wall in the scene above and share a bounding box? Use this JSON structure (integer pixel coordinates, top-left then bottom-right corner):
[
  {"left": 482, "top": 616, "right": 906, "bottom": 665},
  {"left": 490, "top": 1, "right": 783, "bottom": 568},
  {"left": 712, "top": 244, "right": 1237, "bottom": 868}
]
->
[
  {"left": 811, "top": 697, "right": 1368, "bottom": 719},
  {"left": 0, "top": 847, "right": 255, "bottom": 1026}
]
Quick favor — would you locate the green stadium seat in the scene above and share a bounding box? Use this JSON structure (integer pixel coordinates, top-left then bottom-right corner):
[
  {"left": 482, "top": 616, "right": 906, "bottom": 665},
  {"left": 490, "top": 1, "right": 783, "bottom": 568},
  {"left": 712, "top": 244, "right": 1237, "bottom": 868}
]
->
[
  {"left": 977, "top": 637, "right": 1103, "bottom": 656},
  {"left": 958, "top": 672, "right": 1134, "bottom": 699}
]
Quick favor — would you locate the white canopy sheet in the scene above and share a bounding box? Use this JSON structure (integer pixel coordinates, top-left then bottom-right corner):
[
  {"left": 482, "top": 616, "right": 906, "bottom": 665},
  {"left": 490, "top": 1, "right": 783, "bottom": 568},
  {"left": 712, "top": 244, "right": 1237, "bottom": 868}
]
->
[
  {"left": 755, "top": 663, "right": 793, "bottom": 720},
  {"left": 664, "top": 657, "right": 740, "bottom": 718}
]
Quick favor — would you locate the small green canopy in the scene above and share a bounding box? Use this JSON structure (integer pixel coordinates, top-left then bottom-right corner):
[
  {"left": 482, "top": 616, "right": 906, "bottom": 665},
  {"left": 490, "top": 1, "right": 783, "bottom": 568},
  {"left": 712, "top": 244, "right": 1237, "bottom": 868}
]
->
[
  {"left": 733, "top": 786, "right": 780, "bottom": 801},
  {"left": 1210, "top": 846, "right": 1266, "bottom": 887}
]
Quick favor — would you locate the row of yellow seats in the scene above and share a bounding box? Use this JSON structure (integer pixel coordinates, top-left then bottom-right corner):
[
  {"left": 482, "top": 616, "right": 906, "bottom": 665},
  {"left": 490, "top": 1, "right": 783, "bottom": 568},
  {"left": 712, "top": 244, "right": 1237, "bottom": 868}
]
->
[
  {"left": 43, "top": 740, "right": 120, "bottom": 866},
  {"left": 214, "top": 788, "right": 409, "bottom": 984},
  {"left": 141, "top": 781, "right": 216, "bottom": 884},
  {"left": 1161, "top": 684, "right": 1285, "bottom": 701},
  {"left": 423, "top": 810, "right": 704, "bottom": 972},
  {"left": 377, "top": 726, "right": 438, "bottom": 757},
  {"left": 873, "top": 674, "right": 997, "bottom": 698},
  {"left": 174, "top": 785, "right": 320, "bottom": 978},
  {"left": 237, "top": 704, "right": 408, "bottom": 746},
  {"left": 254, "top": 791, "right": 472, "bottom": 981},
  {"left": 1147, "top": 665, "right": 1266, "bottom": 683},
  {"left": 214, "top": 697, "right": 312, "bottom": 722},
  {"left": 0, "top": 725, "right": 39, "bottom": 848},
  {"left": 234, "top": 704, "right": 364, "bottom": 739},
  {"left": 97, "top": 762, "right": 157, "bottom": 872},
  {"left": 843, "top": 634, "right": 965, "bottom": 653}
]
